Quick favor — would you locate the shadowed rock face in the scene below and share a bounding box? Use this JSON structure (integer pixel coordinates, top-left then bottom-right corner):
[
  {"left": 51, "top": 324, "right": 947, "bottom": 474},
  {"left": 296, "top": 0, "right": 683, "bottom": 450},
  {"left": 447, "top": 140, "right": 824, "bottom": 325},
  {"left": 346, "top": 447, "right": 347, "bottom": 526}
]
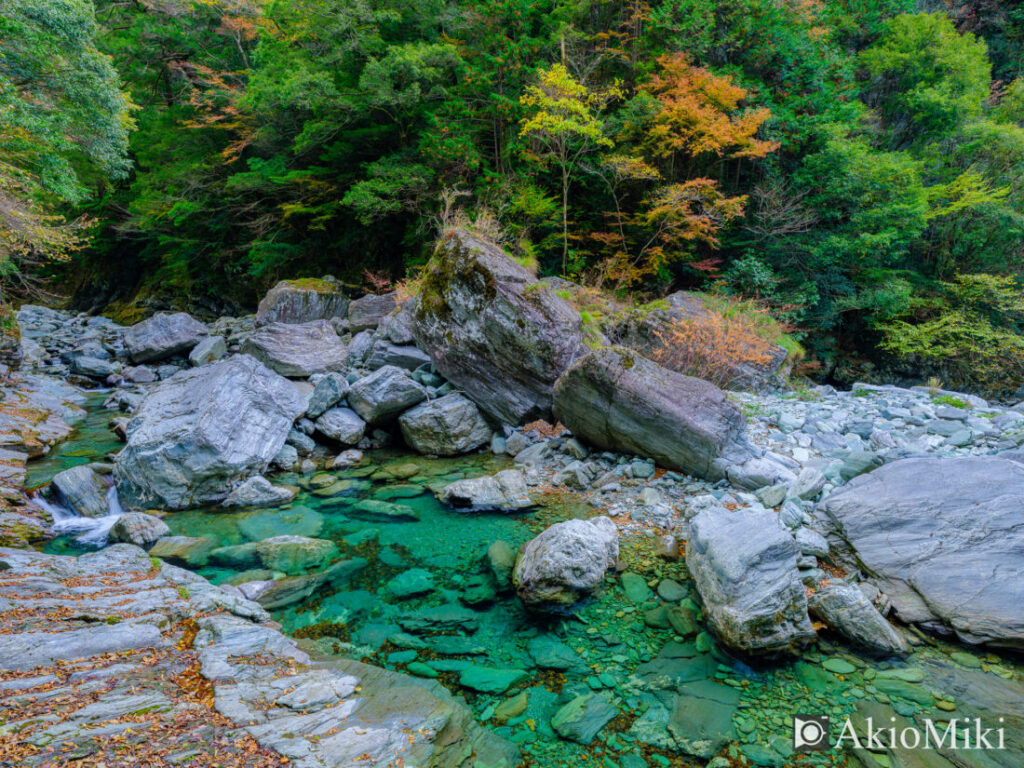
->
[
  {"left": 687, "top": 505, "right": 815, "bottom": 656},
  {"left": 413, "top": 229, "right": 586, "bottom": 425},
  {"left": 114, "top": 355, "right": 306, "bottom": 509},
  {"left": 553, "top": 346, "right": 752, "bottom": 480},
  {"left": 817, "top": 456, "right": 1024, "bottom": 649}
]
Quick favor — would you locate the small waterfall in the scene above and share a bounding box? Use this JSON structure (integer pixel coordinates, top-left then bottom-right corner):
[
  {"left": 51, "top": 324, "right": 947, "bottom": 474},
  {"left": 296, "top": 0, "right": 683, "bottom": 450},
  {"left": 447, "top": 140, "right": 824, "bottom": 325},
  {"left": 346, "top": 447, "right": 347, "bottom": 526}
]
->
[{"left": 36, "top": 484, "right": 125, "bottom": 548}]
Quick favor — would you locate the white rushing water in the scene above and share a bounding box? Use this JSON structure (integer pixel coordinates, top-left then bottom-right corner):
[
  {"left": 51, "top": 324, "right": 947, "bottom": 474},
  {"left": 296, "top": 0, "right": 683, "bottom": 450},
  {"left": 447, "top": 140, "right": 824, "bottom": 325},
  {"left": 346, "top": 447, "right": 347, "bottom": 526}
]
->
[{"left": 35, "top": 484, "right": 125, "bottom": 548}]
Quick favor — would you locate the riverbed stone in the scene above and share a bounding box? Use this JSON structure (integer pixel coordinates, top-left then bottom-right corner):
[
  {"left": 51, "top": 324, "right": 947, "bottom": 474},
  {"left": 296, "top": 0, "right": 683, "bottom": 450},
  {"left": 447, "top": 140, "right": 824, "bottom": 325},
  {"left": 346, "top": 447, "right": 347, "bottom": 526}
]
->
[
  {"left": 255, "top": 278, "right": 350, "bottom": 326},
  {"left": 241, "top": 320, "right": 348, "bottom": 378},
  {"left": 348, "top": 293, "right": 397, "bottom": 333},
  {"left": 124, "top": 312, "right": 208, "bottom": 363},
  {"left": 115, "top": 355, "right": 306, "bottom": 509},
  {"left": 459, "top": 666, "right": 529, "bottom": 694},
  {"left": 513, "top": 516, "right": 619, "bottom": 612},
  {"left": 315, "top": 407, "right": 366, "bottom": 445},
  {"left": 818, "top": 455, "right": 1024, "bottom": 648},
  {"left": 188, "top": 335, "right": 227, "bottom": 367},
  {"left": 553, "top": 347, "right": 752, "bottom": 480},
  {"left": 256, "top": 535, "right": 339, "bottom": 575},
  {"left": 686, "top": 505, "right": 814, "bottom": 656},
  {"left": 551, "top": 693, "right": 617, "bottom": 744},
  {"left": 398, "top": 393, "right": 492, "bottom": 456},
  {"left": 108, "top": 512, "right": 170, "bottom": 547},
  {"left": 810, "top": 582, "right": 908, "bottom": 654},
  {"left": 51, "top": 464, "right": 108, "bottom": 518},
  {"left": 222, "top": 475, "right": 296, "bottom": 507},
  {"left": 348, "top": 365, "right": 427, "bottom": 424},
  {"left": 413, "top": 229, "right": 586, "bottom": 424},
  {"left": 306, "top": 372, "right": 349, "bottom": 419},
  {"left": 438, "top": 469, "right": 532, "bottom": 512},
  {"left": 149, "top": 535, "right": 218, "bottom": 568}
]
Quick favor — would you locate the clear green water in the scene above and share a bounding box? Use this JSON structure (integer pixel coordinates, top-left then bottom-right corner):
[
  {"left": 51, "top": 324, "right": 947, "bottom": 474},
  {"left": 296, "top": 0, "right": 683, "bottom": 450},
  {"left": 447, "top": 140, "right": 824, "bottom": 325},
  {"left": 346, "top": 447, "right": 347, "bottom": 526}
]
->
[{"left": 34, "top": 406, "right": 1024, "bottom": 768}]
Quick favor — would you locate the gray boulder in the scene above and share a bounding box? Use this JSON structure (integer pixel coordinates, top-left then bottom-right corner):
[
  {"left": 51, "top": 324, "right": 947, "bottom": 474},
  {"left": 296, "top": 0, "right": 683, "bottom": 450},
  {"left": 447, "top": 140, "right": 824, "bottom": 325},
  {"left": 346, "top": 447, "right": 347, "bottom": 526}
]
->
[
  {"left": 315, "top": 407, "right": 366, "bottom": 445},
  {"left": 51, "top": 465, "right": 109, "bottom": 518},
  {"left": 398, "top": 393, "right": 491, "bottom": 456},
  {"left": 109, "top": 512, "right": 170, "bottom": 547},
  {"left": 612, "top": 291, "right": 790, "bottom": 391},
  {"left": 413, "top": 229, "right": 586, "bottom": 424},
  {"left": 306, "top": 373, "right": 349, "bottom": 419},
  {"left": 114, "top": 355, "right": 306, "bottom": 509},
  {"left": 188, "top": 335, "right": 227, "bottom": 366},
  {"left": 70, "top": 356, "right": 117, "bottom": 379},
  {"left": 513, "top": 516, "right": 618, "bottom": 612},
  {"left": 256, "top": 535, "right": 339, "bottom": 575},
  {"left": 124, "top": 312, "right": 208, "bottom": 363},
  {"left": 241, "top": 320, "right": 347, "bottom": 378},
  {"left": 808, "top": 582, "right": 908, "bottom": 655},
  {"left": 348, "top": 292, "right": 397, "bottom": 333},
  {"left": 365, "top": 342, "right": 432, "bottom": 372},
  {"left": 818, "top": 456, "right": 1024, "bottom": 648},
  {"left": 348, "top": 365, "right": 427, "bottom": 424},
  {"left": 222, "top": 476, "right": 296, "bottom": 507},
  {"left": 438, "top": 469, "right": 532, "bottom": 512},
  {"left": 255, "top": 278, "right": 349, "bottom": 326},
  {"left": 553, "top": 347, "right": 752, "bottom": 480},
  {"left": 686, "top": 505, "right": 815, "bottom": 656}
]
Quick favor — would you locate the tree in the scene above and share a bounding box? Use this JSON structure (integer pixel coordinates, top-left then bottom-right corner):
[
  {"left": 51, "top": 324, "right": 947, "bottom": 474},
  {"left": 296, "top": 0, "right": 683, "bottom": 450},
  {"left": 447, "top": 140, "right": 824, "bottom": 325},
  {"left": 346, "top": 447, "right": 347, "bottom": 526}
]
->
[
  {"left": 520, "top": 63, "right": 619, "bottom": 273},
  {"left": 0, "top": 0, "right": 134, "bottom": 298}
]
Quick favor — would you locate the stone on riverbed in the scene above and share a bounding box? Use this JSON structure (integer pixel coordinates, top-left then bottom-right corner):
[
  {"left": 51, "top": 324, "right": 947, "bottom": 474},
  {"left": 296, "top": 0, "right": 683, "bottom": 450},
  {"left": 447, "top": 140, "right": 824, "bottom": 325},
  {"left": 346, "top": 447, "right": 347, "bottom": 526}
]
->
[
  {"left": 398, "top": 393, "right": 492, "bottom": 456},
  {"left": 109, "top": 512, "right": 170, "bottom": 547},
  {"left": 315, "top": 407, "right": 366, "bottom": 445},
  {"left": 348, "top": 292, "right": 397, "bottom": 333},
  {"left": 818, "top": 456, "right": 1024, "bottom": 648},
  {"left": 459, "top": 665, "right": 530, "bottom": 694},
  {"left": 188, "top": 335, "right": 227, "bottom": 366},
  {"left": 412, "top": 229, "right": 586, "bottom": 424},
  {"left": 255, "top": 278, "right": 350, "bottom": 326},
  {"left": 552, "top": 347, "right": 752, "bottom": 480},
  {"left": 115, "top": 354, "right": 306, "bottom": 509},
  {"left": 513, "top": 516, "right": 619, "bottom": 612},
  {"left": 348, "top": 499, "right": 420, "bottom": 522},
  {"left": 438, "top": 470, "right": 532, "bottom": 512},
  {"left": 808, "top": 582, "right": 908, "bottom": 655},
  {"left": 222, "top": 475, "right": 296, "bottom": 507},
  {"left": 348, "top": 365, "right": 428, "bottom": 424},
  {"left": 551, "top": 693, "right": 618, "bottom": 744},
  {"left": 256, "top": 535, "right": 339, "bottom": 575},
  {"left": 241, "top": 320, "right": 348, "bottom": 377},
  {"left": 124, "top": 312, "right": 208, "bottom": 363},
  {"left": 686, "top": 505, "right": 814, "bottom": 656},
  {"left": 306, "top": 372, "right": 349, "bottom": 419},
  {"left": 51, "top": 464, "right": 108, "bottom": 518},
  {"left": 149, "top": 535, "right": 218, "bottom": 568}
]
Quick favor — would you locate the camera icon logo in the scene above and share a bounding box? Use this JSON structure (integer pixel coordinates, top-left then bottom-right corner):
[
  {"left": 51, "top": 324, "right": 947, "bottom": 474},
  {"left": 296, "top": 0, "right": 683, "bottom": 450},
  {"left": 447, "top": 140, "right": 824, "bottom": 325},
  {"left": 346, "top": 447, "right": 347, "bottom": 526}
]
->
[{"left": 793, "top": 714, "right": 831, "bottom": 751}]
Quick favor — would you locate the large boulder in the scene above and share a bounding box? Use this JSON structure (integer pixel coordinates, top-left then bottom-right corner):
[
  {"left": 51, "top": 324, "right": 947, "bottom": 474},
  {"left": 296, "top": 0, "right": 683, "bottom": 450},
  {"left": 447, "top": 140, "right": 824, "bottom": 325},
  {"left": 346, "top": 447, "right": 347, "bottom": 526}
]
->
[
  {"left": 348, "top": 366, "right": 427, "bottom": 424},
  {"left": 817, "top": 456, "right": 1024, "bottom": 648},
  {"left": 553, "top": 347, "right": 751, "bottom": 480},
  {"left": 398, "top": 393, "right": 491, "bottom": 456},
  {"left": 686, "top": 505, "right": 815, "bottom": 656},
  {"left": 438, "top": 469, "right": 532, "bottom": 512},
  {"left": 241, "top": 320, "right": 347, "bottom": 378},
  {"left": 114, "top": 355, "right": 306, "bottom": 509},
  {"left": 612, "top": 292, "right": 790, "bottom": 391},
  {"left": 109, "top": 512, "right": 170, "bottom": 547},
  {"left": 513, "top": 516, "right": 618, "bottom": 612},
  {"left": 51, "top": 465, "right": 109, "bottom": 518},
  {"left": 124, "top": 312, "right": 208, "bottom": 363},
  {"left": 255, "top": 278, "right": 349, "bottom": 326},
  {"left": 413, "top": 230, "right": 586, "bottom": 424},
  {"left": 315, "top": 407, "right": 366, "bottom": 445}
]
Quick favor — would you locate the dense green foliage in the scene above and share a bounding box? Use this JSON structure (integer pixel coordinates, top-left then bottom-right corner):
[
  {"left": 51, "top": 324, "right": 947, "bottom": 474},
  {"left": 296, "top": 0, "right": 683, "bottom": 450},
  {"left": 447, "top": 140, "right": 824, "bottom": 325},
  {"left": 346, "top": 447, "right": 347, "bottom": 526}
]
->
[{"left": 10, "top": 0, "right": 1024, "bottom": 389}]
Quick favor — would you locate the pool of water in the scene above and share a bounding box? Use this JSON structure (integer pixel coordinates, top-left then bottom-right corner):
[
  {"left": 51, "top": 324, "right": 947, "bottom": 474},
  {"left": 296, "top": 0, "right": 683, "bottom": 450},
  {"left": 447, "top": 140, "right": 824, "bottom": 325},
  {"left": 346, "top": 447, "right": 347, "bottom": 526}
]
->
[{"left": 32, "top": 402, "right": 1024, "bottom": 768}]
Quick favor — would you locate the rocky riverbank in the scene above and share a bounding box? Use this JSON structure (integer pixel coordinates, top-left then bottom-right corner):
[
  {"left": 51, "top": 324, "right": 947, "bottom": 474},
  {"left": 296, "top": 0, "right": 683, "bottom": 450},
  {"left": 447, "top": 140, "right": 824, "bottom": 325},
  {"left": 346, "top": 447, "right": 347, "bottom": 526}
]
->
[{"left": 5, "top": 230, "right": 1024, "bottom": 767}]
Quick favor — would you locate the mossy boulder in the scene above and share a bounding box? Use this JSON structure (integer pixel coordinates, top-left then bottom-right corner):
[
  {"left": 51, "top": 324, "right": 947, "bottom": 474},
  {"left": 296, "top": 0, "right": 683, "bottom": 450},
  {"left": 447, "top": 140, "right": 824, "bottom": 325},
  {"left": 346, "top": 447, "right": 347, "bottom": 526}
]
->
[
  {"left": 413, "top": 229, "right": 586, "bottom": 424},
  {"left": 255, "top": 277, "right": 350, "bottom": 326}
]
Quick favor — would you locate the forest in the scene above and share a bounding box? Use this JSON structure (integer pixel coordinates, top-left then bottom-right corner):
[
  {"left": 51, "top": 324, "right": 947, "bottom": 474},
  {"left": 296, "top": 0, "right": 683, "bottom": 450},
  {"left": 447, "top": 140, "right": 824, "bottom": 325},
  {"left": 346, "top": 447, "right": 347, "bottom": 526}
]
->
[{"left": 3, "top": 0, "right": 1024, "bottom": 392}]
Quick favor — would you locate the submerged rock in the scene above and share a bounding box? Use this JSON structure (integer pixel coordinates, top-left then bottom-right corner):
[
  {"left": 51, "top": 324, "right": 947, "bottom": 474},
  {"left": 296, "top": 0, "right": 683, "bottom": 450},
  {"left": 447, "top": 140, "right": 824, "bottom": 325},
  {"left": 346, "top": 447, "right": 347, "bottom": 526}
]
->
[
  {"left": 686, "top": 505, "right": 814, "bottom": 656},
  {"left": 551, "top": 693, "right": 617, "bottom": 744},
  {"left": 808, "top": 582, "right": 908, "bottom": 655},
  {"left": 124, "top": 312, "right": 208, "bottom": 363},
  {"left": 818, "top": 456, "right": 1024, "bottom": 648},
  {"left": 553, "top": 347, "right": 752, "bottom": 480},
  {"left": 149, "top": 535, "right": 218, "bottom": 568},
  {"left": 114, "top": 355, "right": 306, "bottom": 509},
  {"left": 51, "top": 465, "right": 108, "bottom": 518},
  {"left": 241, "top": 320, "right": 347, "bottom": 378},
  {"left": 398, "top": 393, "right": 492, "bottom": 456},
  {"left": 222, "top": 476, "right": 296, "bottom": 508},
  {"left": 513, "top": 516, "right": 618, "bottom": 612},
  {"left": 413, "top": 229, "right": 586, "bottom": 424},
  {"left": 438, "top": 469, "right": 532, "bottom": 512},
  {"left": 255, "top": 278, "right": 349, "bottom": 326},
  {"left": 256, "top": 535, "right": 339, "bottom": 575}
]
